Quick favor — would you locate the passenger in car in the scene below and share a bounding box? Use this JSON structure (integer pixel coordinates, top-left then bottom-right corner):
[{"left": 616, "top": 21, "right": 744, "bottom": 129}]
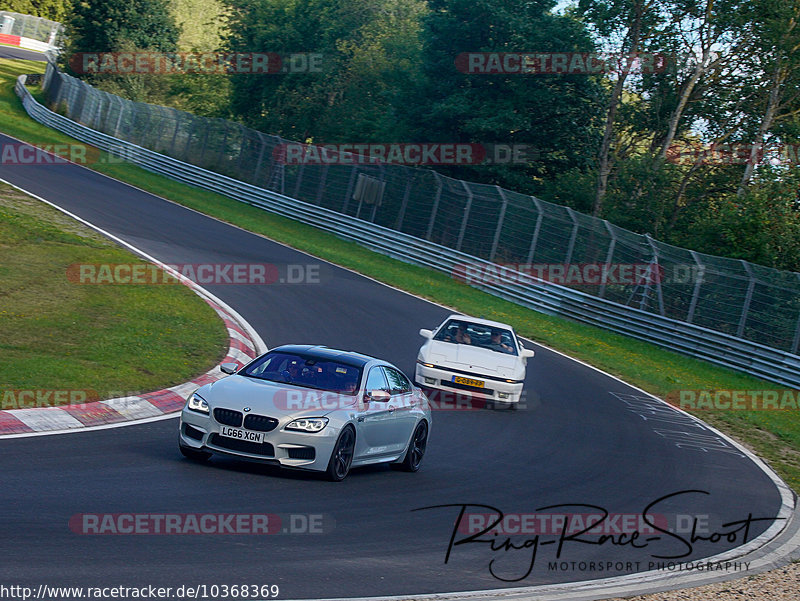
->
[{"left": 446, "top": 323, "right": 472, "bottom": 345}]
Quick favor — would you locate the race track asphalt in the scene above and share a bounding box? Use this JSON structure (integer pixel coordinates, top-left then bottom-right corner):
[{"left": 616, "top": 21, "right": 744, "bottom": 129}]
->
[{"left": 0, "top": 46, "right": 47, "bottom": 62}]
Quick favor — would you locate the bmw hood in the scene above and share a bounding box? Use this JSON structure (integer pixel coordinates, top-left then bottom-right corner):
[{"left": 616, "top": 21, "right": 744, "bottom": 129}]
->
[{"left": 196, "top": 375, "right": 358, "bottom": 418}]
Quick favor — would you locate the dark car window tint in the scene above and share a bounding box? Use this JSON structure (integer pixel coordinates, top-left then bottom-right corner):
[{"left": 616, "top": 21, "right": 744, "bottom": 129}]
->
[
  {"left": 433, "top": 321, "right": 517, "bottom": 355},
  {"left": 241, "top": 351, "right": 361, "bottom": 393},
  {"left": 433, "top": 320, "right": 460, "bottom": 342},
  {"left": 382, "top": 367, "right": 411, "bottom": 394}
]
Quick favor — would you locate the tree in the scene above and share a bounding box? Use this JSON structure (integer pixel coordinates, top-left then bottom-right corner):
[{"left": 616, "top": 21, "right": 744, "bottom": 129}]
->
[
  {"left": 401, "top": 0, "right": 606, "bottom": 193},
  {"left": 577, "top": 0, "right": 661, "bottom": 216},
  {"left": 223, "top": 0, "right": 426, "bottom": 142},
  {"left": 65, "top": 0, "right": 180, "bottom": 55},
  {"left": 736, "top": 0, "right": 800, "bottom": 194},
  {"left": 2, "top": 0, "right": 71, "bottom": 22}
]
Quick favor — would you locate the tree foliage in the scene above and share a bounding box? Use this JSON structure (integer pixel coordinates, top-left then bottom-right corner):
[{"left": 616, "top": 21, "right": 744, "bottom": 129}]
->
[
  {"left": 399, "top": 0, "right": 606, "bottom": 192},
  {"left": 223, "top": 0, "right": 427, "bottom": 142},
  {"left": 1, "top": 0, "right": 71, "bottom": 22},
  {"left": 575, "top": 0, "right": 800, "bottom": 269},
  {"left": 64, "top": 0, "right": 180, "bottom": 54}
]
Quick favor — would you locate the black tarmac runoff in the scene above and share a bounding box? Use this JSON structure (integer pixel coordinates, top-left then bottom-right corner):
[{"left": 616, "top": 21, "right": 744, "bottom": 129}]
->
[
  {"left": 0, "top": 46, "right": 47, "bottom": 62},
  {"left": 0, "top": 132, "right": 787, "bottom": 599}
]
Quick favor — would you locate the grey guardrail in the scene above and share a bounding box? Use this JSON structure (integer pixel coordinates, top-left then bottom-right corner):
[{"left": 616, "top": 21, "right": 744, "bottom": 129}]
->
[{"left": 15, "top": 74, "right": 800, "bottom": 388}]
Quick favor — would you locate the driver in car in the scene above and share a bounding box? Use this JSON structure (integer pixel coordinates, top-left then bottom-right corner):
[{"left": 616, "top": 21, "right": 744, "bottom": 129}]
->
[{"left": 487, "top": 330, "right": 514, "bottom": 354}]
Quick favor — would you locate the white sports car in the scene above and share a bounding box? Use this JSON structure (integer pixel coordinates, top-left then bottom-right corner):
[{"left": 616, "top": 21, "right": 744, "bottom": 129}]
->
[{"left": 415, "top": 315, "right": 534, "bottom": 408}]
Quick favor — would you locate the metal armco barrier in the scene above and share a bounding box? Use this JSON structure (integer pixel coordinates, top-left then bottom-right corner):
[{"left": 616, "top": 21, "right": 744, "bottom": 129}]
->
[{"left": 14, "top": 74, "right": 800, "bottom": 388}]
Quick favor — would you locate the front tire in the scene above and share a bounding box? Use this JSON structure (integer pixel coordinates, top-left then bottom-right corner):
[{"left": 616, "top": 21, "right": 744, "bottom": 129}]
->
[
  {"left": 325, "top": 426, "right": 356, "bottom": 481},
  {"left": 394, "top": 420, "right": 428, "bottom": 472}
]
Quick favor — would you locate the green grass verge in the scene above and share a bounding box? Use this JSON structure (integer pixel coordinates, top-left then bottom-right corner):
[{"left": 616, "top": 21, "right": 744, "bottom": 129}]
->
[
  {"left": 0, "top": 181, "right": 229, "bottom": 403},
  {"left": 1, "top": 58, "right": 799, "bottom": 493}
]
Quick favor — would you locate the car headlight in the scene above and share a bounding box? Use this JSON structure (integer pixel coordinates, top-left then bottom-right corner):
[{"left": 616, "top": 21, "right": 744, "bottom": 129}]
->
[
  {"left": 285, "top": 417, "right": 329, "bottom": 433},
  {"left": 187, "top": 392, "right": 210, "bottom": 414}
]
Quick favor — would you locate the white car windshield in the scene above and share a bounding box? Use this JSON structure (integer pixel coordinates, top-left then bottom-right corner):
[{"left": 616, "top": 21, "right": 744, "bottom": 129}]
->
[
  {"left": 241, "top": 352, "right": 362, "bottom": 393},
  {"left": 433, "top": 320, "right": 518, "bottom": 355}
]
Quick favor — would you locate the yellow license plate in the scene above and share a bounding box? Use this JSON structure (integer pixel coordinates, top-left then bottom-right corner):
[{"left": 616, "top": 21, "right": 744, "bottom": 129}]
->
[{"left": 453, "top": 376, "right": 484, "bottom": 388}]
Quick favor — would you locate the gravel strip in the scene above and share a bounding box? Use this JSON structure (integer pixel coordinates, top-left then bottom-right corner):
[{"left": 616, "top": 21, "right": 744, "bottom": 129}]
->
[{"left": 607, "top": 562, "right": 800, "bottom": 600}]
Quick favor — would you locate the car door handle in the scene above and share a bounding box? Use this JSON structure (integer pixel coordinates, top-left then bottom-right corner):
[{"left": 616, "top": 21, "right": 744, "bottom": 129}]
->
[{"left": 388, "top": 406, "right": 396, "bottom": 412}]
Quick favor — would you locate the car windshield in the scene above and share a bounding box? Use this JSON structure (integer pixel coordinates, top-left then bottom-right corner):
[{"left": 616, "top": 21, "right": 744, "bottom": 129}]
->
[
  {"left": 433, "top": 320, "right": 518, "bottom": 355},
  {"left": 240, "top": 352, "right": 362, "bottom": 394}
]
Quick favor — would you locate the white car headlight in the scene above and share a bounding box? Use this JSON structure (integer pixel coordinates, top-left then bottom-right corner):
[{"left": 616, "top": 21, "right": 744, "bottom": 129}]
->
[
  {"left": 285, "top": 417, "right": 329, "bottom": 433},
  {"left": 187, "top": 392, "right": 210, "bottom": 414}
]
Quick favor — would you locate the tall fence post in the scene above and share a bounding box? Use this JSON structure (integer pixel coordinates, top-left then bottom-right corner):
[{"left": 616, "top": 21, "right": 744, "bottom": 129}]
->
[
  {"left": 685, "top": 251, "right": 706, "bottom": 324},
  {"left": 489, "top": 187, "right": 508, "bottom": 263},
  {"left": 525, "top": 196, "right": 544, "bottom": 264},
  {"left": 394, "top": 178, "right": 413, "bottom": 230},
  {"left": 75, "top": 81, "right": 89, "bottom": 124},
  {"left": 251, "top": 131, "right": 267, "bottom": 185},
  {"left": 182, "top": 116, "right": 196, "bottom": 160},
  {"left": 425, "top": 172, "right": 443, "bottom": 241},
  {"left": 645, "top": 234, "right": 665, "bottom": 316},
  {"left": 368, "top": 165, "right": 386, "bottom": 222},
  {"left": 235, "top": 125, "right": 247, "bottom": 173},
  {"left": 293, "top": 162, "right": 306, "bottom": 199},
  {"left": 793, "top": 273, "right": 800, "bottom": 355},
  {"left": 217, "top": 121, "right": 230, "bottom": 166},
  {"left": 597, "top": 220, "right": 617, "bottom": 299},
  {"left": 342, "top": 165, "right": 358, "bottom": 214},
  {"left": 113, "top": 95, "right": 125, "bottom": 139},
  {"left": 168, "top": 109, "right": 183, "bottom": 156},
  {"left": 456, "top": 181, "right": 473, "bottom": 252},
  {"left": 156, "top": 105, "right": 172, "bottom": 151},
  {"left": 198, "top": 120, "right": 210, "bottom": 164},
  {"left": 315, "top": 164, "right": 329, "bottom": 205},
  {"left": 42, "top": 60, "right": 54, "bottom": 95},
  {"left": 737, "top": 261, "right": 756, "bottom": 338},
  {"left": 564, "top": 207, "right": 579, "bottom": 265},
  {"left": 66, "top": 77, "right": 75, "bottom": 115}
]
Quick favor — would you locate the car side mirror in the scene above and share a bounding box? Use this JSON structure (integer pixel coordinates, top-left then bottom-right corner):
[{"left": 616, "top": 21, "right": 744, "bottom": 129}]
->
[
  {"left": 220, "top": 362, "right": 239, "bottom": 375},
  {"left": 419, "top": 328, "right": 433, "bottom": 339},
  {"left": 521, "top": 348, "right": 535, "bottom": 359},
  {"left": 365, "top": 389, "right": 391, "bottom": 403}
]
